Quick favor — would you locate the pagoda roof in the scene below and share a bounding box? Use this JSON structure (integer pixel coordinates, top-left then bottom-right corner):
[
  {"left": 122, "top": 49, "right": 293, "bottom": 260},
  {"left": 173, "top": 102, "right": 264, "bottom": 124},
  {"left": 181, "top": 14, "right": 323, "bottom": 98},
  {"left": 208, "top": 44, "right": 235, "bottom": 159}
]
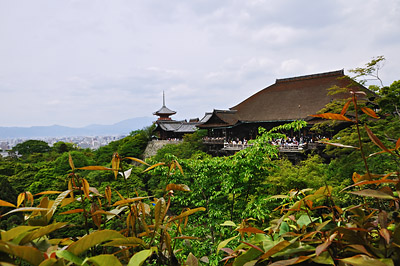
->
[{"left": 153, "top": 105, "right": 176, "bottom": 116}]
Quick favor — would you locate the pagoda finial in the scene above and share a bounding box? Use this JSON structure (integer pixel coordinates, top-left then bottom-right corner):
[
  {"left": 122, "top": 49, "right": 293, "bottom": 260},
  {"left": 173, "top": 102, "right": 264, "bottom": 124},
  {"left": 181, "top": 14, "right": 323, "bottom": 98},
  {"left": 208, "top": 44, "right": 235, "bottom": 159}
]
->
[{"left": 163, "top": 91, "right": 166, "bottom": 107}]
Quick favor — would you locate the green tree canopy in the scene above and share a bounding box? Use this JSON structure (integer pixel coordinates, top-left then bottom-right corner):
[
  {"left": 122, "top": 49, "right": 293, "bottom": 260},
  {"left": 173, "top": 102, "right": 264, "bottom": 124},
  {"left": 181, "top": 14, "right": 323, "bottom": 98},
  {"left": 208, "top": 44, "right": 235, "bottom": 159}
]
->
[{"left": 12, "top": 140, "right": 51, "bottom": 155}]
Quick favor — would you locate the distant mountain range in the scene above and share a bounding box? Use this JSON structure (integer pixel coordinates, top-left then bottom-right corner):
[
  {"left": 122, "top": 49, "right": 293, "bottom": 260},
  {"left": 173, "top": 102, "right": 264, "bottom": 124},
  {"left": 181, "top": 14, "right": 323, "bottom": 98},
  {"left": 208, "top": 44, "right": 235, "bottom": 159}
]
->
[{"left": 0, "top": 117, "right": 155, "bottom": 138}]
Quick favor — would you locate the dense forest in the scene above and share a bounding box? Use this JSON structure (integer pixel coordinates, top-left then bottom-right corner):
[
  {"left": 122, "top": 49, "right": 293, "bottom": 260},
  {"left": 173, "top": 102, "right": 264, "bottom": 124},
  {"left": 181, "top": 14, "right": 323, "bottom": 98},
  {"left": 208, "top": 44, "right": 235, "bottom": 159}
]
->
[{"left": 1, "top": 58, "right": 400, "bottom": 265}]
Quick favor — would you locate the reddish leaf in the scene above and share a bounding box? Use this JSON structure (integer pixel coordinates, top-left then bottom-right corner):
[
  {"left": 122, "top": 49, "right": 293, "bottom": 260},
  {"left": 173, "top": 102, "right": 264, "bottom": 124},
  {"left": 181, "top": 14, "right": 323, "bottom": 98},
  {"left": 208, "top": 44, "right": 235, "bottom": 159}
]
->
[
  {"left": 341, "top": 100, "right": 352, "bottom": 115},
  {"left": 310, "top": 113, "right": 352, "bottom": 122},
  {"left": 240, "top": 241, "right": 264, "bottom": 253},
  {"left": 236, "top": 227, "right": 265, "bottom": 234},
  {"left": 379, "top": 228, "right": 391, "bottom": 245},
  {"left": 60, "top": 209, "right": 84, "bottom": 215},
  {"left": 396, "top": 137, "right": 400, "bottom": 150},
  {"left": 77, "top": 166, "right": 112, "bottom": 171},
  {"left": 361, "top": 107, "right": 379, "bottom": 119},
  {"left": 259, "top": 240, "right": 291, "bottom": 260},
  {"left": 365, "top": 125, "right": 393, "bottom": 155}
]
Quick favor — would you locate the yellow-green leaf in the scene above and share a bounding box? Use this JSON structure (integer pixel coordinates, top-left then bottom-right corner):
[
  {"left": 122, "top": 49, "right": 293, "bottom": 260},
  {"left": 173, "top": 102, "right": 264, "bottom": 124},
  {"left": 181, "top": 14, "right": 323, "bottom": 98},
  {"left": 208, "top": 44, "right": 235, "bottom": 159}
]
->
[
  {"left": 67, "top": 229, "right": 124, "bottom": 256},
  {"left": 17, "top": 192, "right": 25, "bottom": 208},
  {"left": 0, "top": 199, "right": 16, "bottom": 208},
  {"left": 127, "top": 249, "right": 153, "bottom": 266},
  {"left": 34, "top": 191, "right": 62, "bottom": 196},
  {"left": 1, "top": 207, "right": 49, "bottom": 218},
  {"left": 154, "top": 197, "right": 166, "bottom": 232},
  {"left": 339, "top": 255, "right": 391, "bottom": 266},
  {"left": 77, "top": 166, "right": 112, "bottom": 171},
  {"left": 69, "top": 153, "right": 75, "bottom": 171},
  {"left": 217, "top": 235, "right": 239, "bottom": 253},
  {"left": 143, "top": 162, "right": 165, "bottom": 173},
  {"left": 113, "top": 197, "right": 149, "bottom": 206},
  {"left": 60, "top": 209, "right": 84, "bottom": 215},
  {"left": 46, "top": 190, "right": 72, "bottom": 218},
  {"left": 82, "top": 178, "right": 90, "bottom": 200},
  {"left": 165, "top": 183, "right": 190, "bottom": 192},
  {"left": 103, "top": 237, "right": 145, "bottom": 247},
  {"left": 1, "top": 226, "right": 37, "bottom": 241},
  {"left": 0, "top": 242, "right": 45, "bottom": 266},
  {"left": 124, "top": 157, "right": 150, "bottom": 166},
  {"left": 20, "top": 222, "right": 67, "bottom": 245},
  {"left": 112, "top": 153, "right": 120, "bottom": 179},
  {"left": 84, "top": 254, "right": 122, "bottom": 266},
  {"left": 168, "top": 207, "right": 206, "bottom": 222},
  {"left": 349, "top": 189, "right": 395, "bottom": 199}
]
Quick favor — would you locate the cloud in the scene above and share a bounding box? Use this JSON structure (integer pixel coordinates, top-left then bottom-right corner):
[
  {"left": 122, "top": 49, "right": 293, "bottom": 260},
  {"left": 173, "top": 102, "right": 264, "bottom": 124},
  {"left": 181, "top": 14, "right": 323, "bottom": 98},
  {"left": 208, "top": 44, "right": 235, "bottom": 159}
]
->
[{"left": 0, "top": 0, "right": 399, "bottom": 127}]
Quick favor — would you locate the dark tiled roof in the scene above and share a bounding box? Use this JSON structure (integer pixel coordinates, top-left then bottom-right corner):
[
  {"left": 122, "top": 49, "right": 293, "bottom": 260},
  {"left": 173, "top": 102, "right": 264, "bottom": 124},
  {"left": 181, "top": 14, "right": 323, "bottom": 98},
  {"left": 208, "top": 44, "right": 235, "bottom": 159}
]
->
[
  {"left": 153, "top": 105, "right": 176, "bottom": 116},
  {"left": 197, "top": 110, "right": 238, "bottom": 128},
  {"left": 198, "top": 70, "right": 374, "bottom": 128},
  {"left": 230, "top": 70, "right": 370, "bottom": 122}
]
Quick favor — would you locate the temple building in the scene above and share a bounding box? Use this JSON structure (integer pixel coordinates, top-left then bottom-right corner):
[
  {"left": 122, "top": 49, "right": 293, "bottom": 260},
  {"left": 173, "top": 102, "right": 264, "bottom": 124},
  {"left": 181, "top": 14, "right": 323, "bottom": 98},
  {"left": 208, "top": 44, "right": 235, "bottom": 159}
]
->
[
  {"left": 152, "top": 92, "right": 199, "bottom": 140},
  {"left": 198, "top": 70, "right": 376, "bottom": 151}
]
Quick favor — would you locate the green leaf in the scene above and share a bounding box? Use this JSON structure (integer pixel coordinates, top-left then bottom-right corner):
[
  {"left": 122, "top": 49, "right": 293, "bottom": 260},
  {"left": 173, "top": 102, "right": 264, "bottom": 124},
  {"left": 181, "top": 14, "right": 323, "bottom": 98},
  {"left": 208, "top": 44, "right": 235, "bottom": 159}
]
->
[
  {"left": 0, "top": 241, "right": 45, "bottom": 266},
  {"left": 127, "top": 249, "right": 153, "bottom": 266},
  {"left": 56, "top": 250, "right": 85, "bottom": 265},
  {"left": 67, "top": 230, "right": 124, "bottom": 256},
  {"left": 83, "top": 254, "right": 122, "bottom": 266},
  {"left": 297, "top": 214, "right": 318, "bottom": 228}
]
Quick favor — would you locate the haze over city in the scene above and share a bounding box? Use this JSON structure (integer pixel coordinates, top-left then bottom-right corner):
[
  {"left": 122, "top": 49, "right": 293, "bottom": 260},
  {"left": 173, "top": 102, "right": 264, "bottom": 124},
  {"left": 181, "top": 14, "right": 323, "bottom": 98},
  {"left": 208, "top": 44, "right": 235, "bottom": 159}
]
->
[{"left": 1, "top": 0, "right": 399, "bottom": 128}]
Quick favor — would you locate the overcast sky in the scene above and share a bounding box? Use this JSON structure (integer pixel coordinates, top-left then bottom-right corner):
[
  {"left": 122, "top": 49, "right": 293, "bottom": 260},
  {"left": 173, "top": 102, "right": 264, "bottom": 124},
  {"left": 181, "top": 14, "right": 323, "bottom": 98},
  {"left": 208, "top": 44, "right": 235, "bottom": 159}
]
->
[{"left": 1, "top": 0, "right": 399, "bottom": 127}]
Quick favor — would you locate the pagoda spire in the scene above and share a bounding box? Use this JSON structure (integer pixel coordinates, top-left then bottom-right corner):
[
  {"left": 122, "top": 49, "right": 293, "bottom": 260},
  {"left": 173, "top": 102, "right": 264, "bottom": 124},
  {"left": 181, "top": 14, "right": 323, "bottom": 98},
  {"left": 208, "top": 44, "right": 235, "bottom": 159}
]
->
[
  {"left": 153, "top": 91, "right": 176, "bottom": 120},
  {"left": 163, "top": 91, "right": 166, "bottom": 106}
]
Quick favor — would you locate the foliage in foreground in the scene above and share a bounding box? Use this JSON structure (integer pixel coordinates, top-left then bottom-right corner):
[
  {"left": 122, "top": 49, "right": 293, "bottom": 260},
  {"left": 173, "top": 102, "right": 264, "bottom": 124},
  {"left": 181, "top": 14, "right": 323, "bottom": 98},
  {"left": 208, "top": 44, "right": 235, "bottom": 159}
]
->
[{"left": 218, "top": 89, "right": 400, "bottom": 265}]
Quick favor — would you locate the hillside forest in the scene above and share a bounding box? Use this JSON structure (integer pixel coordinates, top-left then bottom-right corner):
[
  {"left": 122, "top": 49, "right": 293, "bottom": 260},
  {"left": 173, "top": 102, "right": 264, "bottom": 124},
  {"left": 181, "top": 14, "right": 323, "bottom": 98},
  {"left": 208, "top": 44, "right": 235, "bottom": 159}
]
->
[{"left": 1, "top": 57, "right": 400, "bottom": 265}]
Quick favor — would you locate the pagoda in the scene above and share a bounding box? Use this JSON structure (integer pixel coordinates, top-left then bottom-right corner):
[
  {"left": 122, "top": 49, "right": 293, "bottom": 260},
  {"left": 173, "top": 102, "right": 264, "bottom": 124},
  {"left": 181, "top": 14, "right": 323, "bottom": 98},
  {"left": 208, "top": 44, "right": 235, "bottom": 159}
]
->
[{"left": 153, "top": 91, "right": 176, "bottom": 120}]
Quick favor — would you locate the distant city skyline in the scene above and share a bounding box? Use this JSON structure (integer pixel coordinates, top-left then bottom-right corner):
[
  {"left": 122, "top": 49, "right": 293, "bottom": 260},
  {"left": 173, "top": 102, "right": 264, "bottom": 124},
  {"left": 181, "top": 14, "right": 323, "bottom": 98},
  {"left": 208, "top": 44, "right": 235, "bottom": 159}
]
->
[{"left": 1, "top": 1, "right": 399, "bottom": 127}]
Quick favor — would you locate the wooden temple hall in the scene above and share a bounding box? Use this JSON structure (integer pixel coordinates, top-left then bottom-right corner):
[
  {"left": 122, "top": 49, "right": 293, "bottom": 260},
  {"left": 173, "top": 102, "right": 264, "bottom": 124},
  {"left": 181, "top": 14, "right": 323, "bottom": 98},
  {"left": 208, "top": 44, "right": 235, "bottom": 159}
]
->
[{"left": 196, "top": 70, "right": 375, "bottom": 154}]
